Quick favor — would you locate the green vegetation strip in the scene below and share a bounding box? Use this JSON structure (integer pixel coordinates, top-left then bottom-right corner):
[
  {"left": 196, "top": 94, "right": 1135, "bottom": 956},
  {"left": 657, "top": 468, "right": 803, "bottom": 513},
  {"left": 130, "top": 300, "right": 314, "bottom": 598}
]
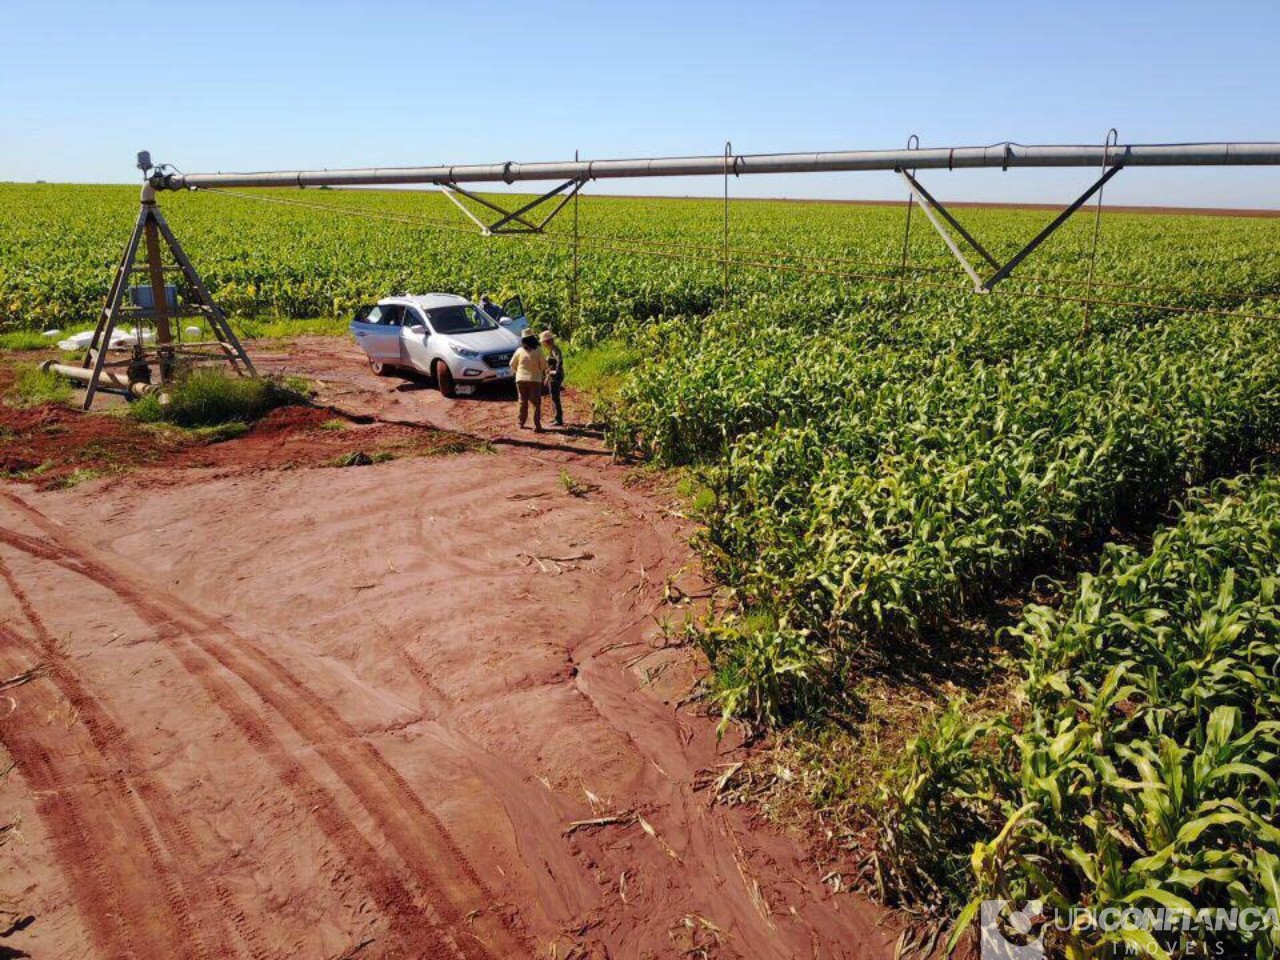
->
[
  {"left": 4, "top": 184, "right": 1279, "bottom": 344},
  {"left": 5, "top": 366, "right": 73, "bottom": 407},
  {"left": 626, "top": 309, "right": 1280, "bottom": 725},
  {"left": 878, "top": 472, "right": 1280, "bottom": 958},
  {"left": 130, "top": 370, "right": 309, "bottom": 428}
]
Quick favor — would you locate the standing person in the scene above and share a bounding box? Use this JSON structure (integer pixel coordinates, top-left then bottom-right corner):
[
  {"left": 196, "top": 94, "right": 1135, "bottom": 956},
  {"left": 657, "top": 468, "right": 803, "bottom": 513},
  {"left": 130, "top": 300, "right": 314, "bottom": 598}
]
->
[
  {"left": 479, "top": 295, "right": 503, "bottom": 322},
  {"left": 540, "top": 330, "right": 565, "bottom": 427},
  {"left": 510, "top": 331, "right": 548, "bottom": 432}
]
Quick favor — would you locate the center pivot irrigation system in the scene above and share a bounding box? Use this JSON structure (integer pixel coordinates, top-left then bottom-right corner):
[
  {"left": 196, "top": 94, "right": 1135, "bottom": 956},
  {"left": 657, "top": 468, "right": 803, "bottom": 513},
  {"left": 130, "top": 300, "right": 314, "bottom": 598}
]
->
[{"left": 66, "top": 138, "right": 1280, "bottom": 408}]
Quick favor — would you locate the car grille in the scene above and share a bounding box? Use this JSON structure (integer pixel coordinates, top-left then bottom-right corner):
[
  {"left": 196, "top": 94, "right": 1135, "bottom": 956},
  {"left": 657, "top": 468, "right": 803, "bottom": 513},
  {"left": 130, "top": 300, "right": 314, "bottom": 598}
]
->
[{"left": 483, "top": 351, "right": 513, "bottom": 369}]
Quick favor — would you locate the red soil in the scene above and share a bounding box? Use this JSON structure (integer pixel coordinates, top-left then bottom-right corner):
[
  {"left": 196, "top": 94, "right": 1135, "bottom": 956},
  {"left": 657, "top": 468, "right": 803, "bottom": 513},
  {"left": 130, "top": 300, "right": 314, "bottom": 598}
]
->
[
  {"left": 0, "top": 402, "right": 179, "bottom": 483},
  {"left": 0, "top": 340, "right": 899, "bottom": 959},
  {"left": 0, "top": 401, "right": 479, "bottom": 490}
]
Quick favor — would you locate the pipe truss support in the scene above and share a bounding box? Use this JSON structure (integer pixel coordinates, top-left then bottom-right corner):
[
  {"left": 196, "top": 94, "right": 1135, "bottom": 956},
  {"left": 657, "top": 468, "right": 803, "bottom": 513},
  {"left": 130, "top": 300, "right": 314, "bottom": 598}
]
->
[
  {"left": 439, "top": 178, "right": 586, "bottom": 236},
  {"left": 897, "top": 164, "right": 1124, "bottom": 292}
]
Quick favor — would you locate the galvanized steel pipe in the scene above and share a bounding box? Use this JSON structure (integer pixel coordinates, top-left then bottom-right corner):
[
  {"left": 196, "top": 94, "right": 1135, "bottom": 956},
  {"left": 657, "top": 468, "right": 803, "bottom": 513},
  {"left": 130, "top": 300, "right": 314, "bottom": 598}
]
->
[
  {"left": 153, "top": 142, "right": 1280, "bottom": 191},
  {"left": 43, "top": 361, "right": 155, "bottom": 398}
]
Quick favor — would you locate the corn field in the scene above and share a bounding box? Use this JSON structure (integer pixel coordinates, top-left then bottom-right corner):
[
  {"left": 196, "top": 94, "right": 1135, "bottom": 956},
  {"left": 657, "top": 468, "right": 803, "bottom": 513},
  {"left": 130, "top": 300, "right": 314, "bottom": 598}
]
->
[
  {"left": 632, "top": 311, "right": 1280, "bottom": 723},
  {"left": 879, "top": 474, "right": 1280, "bottom": 958}
]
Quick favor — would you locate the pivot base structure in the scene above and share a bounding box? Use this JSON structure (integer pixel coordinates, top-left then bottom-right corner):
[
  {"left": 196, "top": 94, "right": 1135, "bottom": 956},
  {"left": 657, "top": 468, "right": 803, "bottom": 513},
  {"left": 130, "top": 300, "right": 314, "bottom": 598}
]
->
[{"left": 78, "top": 184, "right": 256, "bottom": 410}]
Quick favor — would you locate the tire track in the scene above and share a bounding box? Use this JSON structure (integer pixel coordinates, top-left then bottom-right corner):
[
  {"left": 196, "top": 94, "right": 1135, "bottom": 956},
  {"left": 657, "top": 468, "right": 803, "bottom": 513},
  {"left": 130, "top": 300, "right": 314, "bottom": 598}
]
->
[
  {"left": 0, "top": 627, "right": 193, "bottom": 955},
  {"left": 0, "top": 493, "right": 530, "bottom": 959},
  {"left": 13, "top": 737, "right": 142, "bottom": 958},
  {"left": 278, "top": 343, "right": 903, "bottom": 958},
  {"left": 0, "top": 532, "right": 466, "bottom": 960},
  {"left": 0, "top": 551, "right": 244, "bottom": 960},
  {"left": 18, "top": 556, "right": 276, "bottom": 960}
]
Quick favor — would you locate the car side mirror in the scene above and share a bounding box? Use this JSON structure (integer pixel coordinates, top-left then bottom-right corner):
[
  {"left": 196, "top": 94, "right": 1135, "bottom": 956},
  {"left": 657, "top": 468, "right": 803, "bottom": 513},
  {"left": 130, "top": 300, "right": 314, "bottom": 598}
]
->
[
  {"left": 498, "top": 317, "right": 513, "bottom": 326},
  {"left": 408, "top": 324, "right": 426, "bottom": 334}
]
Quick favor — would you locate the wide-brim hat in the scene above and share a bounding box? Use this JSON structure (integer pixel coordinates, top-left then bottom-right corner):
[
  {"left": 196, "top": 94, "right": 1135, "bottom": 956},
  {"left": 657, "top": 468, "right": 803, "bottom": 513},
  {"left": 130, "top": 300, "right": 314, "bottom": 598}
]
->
[{"left": 539, "top": 330, "right": 555, "bottom": 342}]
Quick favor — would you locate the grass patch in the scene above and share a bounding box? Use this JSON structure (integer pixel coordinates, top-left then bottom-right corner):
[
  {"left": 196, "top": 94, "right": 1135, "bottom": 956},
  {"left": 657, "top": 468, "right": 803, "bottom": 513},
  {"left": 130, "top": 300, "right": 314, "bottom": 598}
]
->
[
  {"left": 559, "top": 468, "right": 599, "bottom": 498},
  {"left": 130, "top": 370, "right": 307, "bottom": 428},
  {"left": 19, "top": 460, "right": 56, "bottom": 479},
  {"left": 58, "top": 468, "right": 101, "bottom": 489},
  {"left": 0, "top": 322, "right": 101, "bottom": 351},
  {"left": 0, "top": 330, "right": 58, "bottom": 351},
  {"left": 188, "top": 420, "right": 252, "bottom": 443},
  {"left": 318, "top": 418, "right": 348, "bottom": 431},
  {"left": 235, "top": 317, "right": 350, "bottom": 340},
  {"left": 564, "top": 339, "right": 639, "bottom": 400},
  {"left": 0, "top": 317, "right": 348, "bottom": 352},
  {"left": 673, "top": 470, "right": 717, "bottom": 516},
  {"left": 5, "top": 365, "right": 73, "bottom": 407},
  {"left": 332, "top": 450, "right": 395, "bottom": 467}
]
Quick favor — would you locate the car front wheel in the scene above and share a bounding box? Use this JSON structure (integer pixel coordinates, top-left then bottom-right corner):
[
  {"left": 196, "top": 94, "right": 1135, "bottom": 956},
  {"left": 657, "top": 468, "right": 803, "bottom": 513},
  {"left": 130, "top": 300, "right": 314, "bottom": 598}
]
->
[
  {"left": 434, "top": 361, "right": 456, "bottom": 398},
  {"left": 370, "top": 359, "right": 393, "bottom": 377}
]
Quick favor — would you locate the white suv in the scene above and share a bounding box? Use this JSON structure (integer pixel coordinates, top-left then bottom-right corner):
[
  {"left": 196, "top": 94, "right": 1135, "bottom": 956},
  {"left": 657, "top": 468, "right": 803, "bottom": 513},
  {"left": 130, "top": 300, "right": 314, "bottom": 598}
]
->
[{"left": 349, "top": 293, "right": 529, "bottom": 396}]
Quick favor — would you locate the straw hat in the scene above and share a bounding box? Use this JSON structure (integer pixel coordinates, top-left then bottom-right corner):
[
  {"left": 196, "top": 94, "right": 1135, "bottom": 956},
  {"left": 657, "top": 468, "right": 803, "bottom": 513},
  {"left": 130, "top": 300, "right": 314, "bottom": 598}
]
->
[{"left": 539, "top": 330, "right": 555, "bottom": 343}]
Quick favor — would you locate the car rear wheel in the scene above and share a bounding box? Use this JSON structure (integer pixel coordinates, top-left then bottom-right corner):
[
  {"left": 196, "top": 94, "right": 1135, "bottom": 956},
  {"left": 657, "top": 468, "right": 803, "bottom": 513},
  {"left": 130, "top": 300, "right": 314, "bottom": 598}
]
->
[
  {"left": 434, "top": 361, "right": 457, "bottom": 398},
  {"left": 369, "top": 359, "right": 393, "bottom": 377}
]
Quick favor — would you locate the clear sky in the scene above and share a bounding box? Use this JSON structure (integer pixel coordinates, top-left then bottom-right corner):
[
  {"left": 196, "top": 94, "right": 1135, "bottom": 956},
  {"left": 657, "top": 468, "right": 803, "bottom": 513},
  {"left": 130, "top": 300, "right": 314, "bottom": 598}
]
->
[{"left": 4, "top": 0, "right": 1279, "bottom": 207}]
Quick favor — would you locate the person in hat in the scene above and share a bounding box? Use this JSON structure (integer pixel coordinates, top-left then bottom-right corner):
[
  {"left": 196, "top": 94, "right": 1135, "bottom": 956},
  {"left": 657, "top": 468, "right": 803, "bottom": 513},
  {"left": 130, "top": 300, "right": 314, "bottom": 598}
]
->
[
  {"left": 540, "top": 330, "right": 565, "bottom": 427},
  {"left": 510, "top": 330, "right": 549, "bottom": 432}
]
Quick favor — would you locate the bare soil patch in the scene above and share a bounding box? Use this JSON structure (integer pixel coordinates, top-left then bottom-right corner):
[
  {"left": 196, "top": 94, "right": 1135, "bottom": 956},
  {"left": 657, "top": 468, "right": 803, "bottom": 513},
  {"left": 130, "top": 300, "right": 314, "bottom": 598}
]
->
[{"left": 0, "top": 339, "right": 899, "bottom": 959}]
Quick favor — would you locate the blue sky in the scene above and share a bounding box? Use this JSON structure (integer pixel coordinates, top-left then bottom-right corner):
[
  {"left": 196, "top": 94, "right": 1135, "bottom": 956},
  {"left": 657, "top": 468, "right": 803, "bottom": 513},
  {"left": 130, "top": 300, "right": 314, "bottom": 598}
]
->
[{"left": 3, "top": 0, "right": 1278, "bottom": 207}]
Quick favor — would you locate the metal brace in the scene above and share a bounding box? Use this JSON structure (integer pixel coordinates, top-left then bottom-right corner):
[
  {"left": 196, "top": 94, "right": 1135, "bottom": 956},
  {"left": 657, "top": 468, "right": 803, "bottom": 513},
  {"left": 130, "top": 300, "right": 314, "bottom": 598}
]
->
[
  {"left": 898, "top": 164, "right": 1125, "bottom": 292},
  {"left": 439, "top": 178, "right": 586, "bottom": 236}
]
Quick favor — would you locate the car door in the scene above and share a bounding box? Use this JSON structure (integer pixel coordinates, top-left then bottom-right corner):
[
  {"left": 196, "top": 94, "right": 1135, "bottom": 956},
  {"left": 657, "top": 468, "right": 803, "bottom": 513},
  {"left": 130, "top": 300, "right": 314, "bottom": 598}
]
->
[
  {"left": 500, "top": 296, "right": 529, "bottom": 334},
  {"left": 350, "top": 304, "right": 385, "bottom": 359},
  {"left": 400, "top": 306, "right": 433, "bottom": 373},
  {"left": 368, "top": 304, "right": 405, "bottom": 362}
]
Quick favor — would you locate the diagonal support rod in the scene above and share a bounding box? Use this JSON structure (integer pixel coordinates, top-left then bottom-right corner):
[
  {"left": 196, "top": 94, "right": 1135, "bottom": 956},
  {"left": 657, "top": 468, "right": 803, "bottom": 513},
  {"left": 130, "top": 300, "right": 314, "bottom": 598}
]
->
[
  {"left": 897, "top": 169, "right": 987, "bottom": 291},
  {"left": 439, "top": 186, "right": 493, "bottom": 233},
  {"left": 442, "top": 183, "right": 543, "bottom": 233},
  {"left": 488, "top": 178, "right": 581, "bottom": 233},
  {"left": 900, "top": 164, "right": 1125, "bottom": 292},
  {"left": 439, "top": 179, "right": 584, "bottom": 235},
  {"left": 152, "top": 205, "right": 256, "bottom": 375},
  {"left": 82, "top": 206, "right": 147, "bottom": 408},
  {"left": 898, "top": 170, "right": 1000, "bottom": 271},
  {"left": 531, "top": 178, "right": 586, "bottom": 231},
  {"left": 983, "top": 164, "right": 1124, "bottom": 290}
]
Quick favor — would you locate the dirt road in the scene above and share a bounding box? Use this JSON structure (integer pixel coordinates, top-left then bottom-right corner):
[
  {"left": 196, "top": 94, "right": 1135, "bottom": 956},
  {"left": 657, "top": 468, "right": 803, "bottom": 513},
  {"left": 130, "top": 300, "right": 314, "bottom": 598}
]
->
[{"left": 0, "top": 339, "right": 897, "bottom": 959}]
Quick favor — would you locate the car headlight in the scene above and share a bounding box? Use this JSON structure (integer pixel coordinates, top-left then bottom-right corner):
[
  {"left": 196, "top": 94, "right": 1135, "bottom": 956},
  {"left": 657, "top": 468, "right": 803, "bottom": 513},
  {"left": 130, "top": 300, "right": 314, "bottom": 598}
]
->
[{"left": 449, "top": 342, "right": 480, "bottom": 358}]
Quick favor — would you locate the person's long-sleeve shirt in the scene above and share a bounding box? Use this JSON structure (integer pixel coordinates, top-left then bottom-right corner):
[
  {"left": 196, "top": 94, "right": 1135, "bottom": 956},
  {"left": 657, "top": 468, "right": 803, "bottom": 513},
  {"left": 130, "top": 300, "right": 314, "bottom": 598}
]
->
[
  {"left": 511, "top": 346, "right": 549, "bottom": 383},
  {"left": 546, "top": 345, "right": 564, "bottom": 383}
]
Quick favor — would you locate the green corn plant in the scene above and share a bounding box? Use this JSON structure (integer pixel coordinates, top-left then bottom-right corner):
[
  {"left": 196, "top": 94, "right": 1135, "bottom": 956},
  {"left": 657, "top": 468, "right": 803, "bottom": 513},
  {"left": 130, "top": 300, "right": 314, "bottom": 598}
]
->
[{"left": 879, "top": 473, "right": 1280, "bottom": 959}]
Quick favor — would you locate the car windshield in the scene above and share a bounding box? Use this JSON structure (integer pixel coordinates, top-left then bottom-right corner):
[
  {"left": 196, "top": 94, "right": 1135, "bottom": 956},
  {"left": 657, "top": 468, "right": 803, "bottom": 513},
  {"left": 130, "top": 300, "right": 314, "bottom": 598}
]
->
[{"left": 427, "top": 304, "right": 498, "bottom": 335}]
